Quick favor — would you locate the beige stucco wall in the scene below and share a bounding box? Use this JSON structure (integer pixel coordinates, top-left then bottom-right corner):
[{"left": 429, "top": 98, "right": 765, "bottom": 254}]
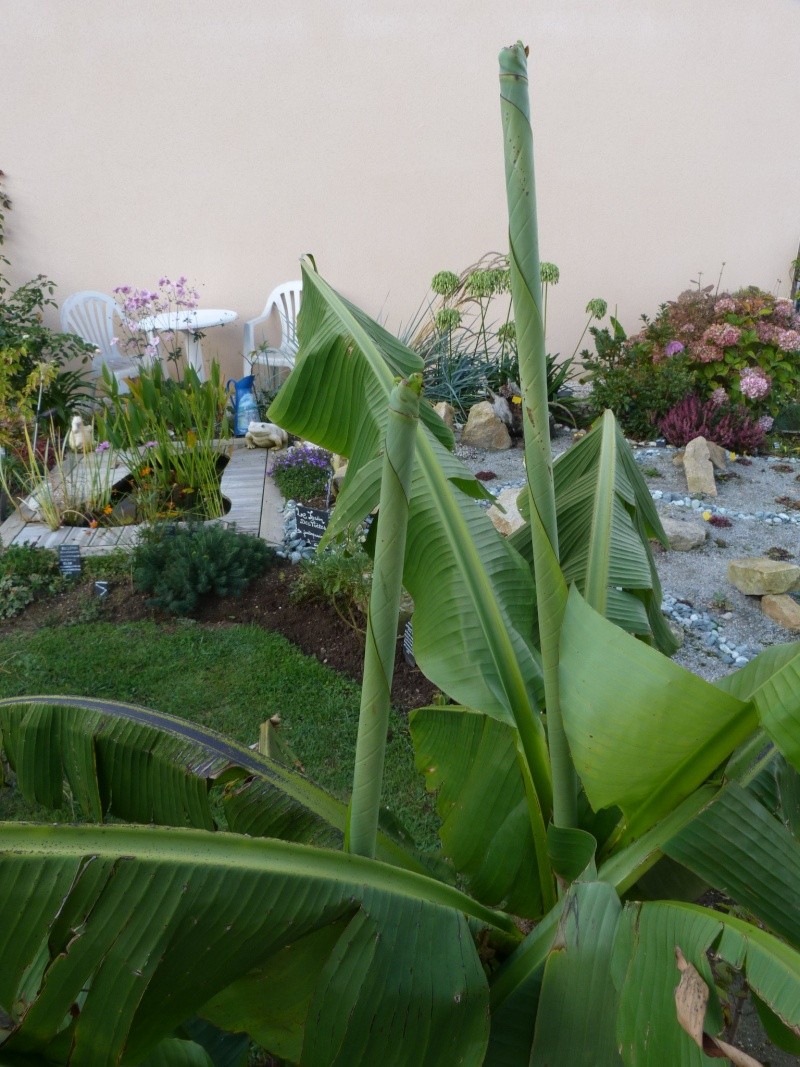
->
[{"left": 2, "top": 0, "right": 798, "bottom": 381}]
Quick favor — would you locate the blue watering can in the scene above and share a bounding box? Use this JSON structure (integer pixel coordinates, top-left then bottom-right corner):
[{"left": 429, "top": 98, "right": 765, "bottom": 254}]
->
[{"left": 227, "top": 375, "right": 260, "bottom": 437}]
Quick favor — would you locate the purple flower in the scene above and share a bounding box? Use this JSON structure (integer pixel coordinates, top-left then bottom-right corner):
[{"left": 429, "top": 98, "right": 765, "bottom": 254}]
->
[
  {"left": 95, "top": 441, "right": 110, "bottom": 453},
  {"left": 663, "top": 340, "right": 684, "bottom": 357},
  {"left": 145, "top": 440, "right": 158, "bottom": 448}
]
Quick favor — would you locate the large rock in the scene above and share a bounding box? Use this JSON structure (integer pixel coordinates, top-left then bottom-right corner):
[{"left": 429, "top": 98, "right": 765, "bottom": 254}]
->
[
  {"left": 461, "top": 402, "right": 512, "bottom": 451},
  {"left": 761, "top": 594, "right": 800, "bottom": 631},
  {"left": 487, "top": 486, "right": 525, "bottom": 536},
  {"left": 705, "top": 440, "right": 729, "bottom": 471},
  {"left": 727, "top": 557, "right": 800, "bottom": 596},
  {"left": 673, "top": 441, "right": 729, "bottom": 472},
  {"left": 432, "top": 401, "right": 456, "bottom": 431},
  {"left": 683, "top": 436, "right": 717, "bottom": 497},
  {"left": 660, "top": 515, "right": 707, "bottom": 551}
]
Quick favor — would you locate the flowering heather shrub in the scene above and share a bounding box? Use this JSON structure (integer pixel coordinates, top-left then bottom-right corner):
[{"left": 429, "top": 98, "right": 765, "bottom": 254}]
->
[
  {"left": 272, "top": 441, "right": 332, "bottom": 502},
  {"left": 708, "top": 514, "right": 733, "bottom": 528},
  {"left": 658, "top": 394, "right": 766, "bottom": 453}
]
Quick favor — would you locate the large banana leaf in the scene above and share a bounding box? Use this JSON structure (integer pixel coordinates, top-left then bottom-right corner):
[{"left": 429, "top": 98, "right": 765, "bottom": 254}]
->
[
  {"left": 662, "top": 782, "right": 800, "bottom": 946},
  {"left": 560, "top": 592, "right": 800, "bottom": 843},
  {"left": 0, "top": 696, "right": 427, "bottom": 874},
  {"left": 530, "top": 881, "right": 623, "bottom": 1066},
  {"left": 614, "top": 900, "right": 800, "bottom": 1065},
  {"left": 559, "top": 589, "right": 758, "bottom": 842},
  {"left": 0, "top": 823, "right": 510, "bottom": 1065},
  {"left": 410, "top": 705, "right": 553, "bottom": 917},
  {"left": 269, "top": 261, "right": 552, "bottom": 813},
  {"left": 510, "top": 411, "right": 677, "bottom": 654}
]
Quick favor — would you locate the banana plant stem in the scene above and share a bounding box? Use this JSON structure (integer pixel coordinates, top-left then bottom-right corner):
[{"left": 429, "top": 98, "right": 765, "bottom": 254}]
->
[{"left": 347, "top": 376, "right": 422, "bottom": 858}]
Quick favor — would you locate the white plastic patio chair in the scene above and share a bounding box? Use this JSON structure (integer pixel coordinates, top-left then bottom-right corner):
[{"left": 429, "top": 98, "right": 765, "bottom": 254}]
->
[
  {"left": 242, "top": 280, "right": 302, "bottom": 382},
  {"left": 60, "top": 291, "right": 142, "bottom": 395}
]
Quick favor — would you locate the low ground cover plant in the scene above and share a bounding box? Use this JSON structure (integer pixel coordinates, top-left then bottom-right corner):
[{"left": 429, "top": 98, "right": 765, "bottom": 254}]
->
[
  {"left": 291, "top": 536, "right": 372, "bottom": 634},
  {"left": 131, "top": 521, "right": 276, "bottom": 615},
  {"left": 0, "top": 543, "right": 63, "bottom": 620},
  {"left": 271, "top": 440, "right": 332, "bottom": 502}
]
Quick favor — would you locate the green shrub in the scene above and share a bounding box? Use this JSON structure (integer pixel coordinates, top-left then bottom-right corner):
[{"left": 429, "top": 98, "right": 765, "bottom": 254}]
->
[
  {"left": 0, "top": 544, "right": 63, "bottom": 620},
  {"left": 291, "top": 541, "right": 372, "bottom": 633},
  {"left": 272, "top": 442, "right": 332, "bottom": 502},
  {"left": 583, "top": 318, "right": 696, "bottom": 440},
  {"left": 131, "top": 522, "right": 276, "bottom": 616}
]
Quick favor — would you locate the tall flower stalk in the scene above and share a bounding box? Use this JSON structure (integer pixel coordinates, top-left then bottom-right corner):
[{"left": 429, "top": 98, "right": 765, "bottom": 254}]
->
[
  {"left": 500, "top": 42, "right": 577, "bottom": 830},
  {"left": 347, "top": 374, "right": 422, "bottom": 858}
]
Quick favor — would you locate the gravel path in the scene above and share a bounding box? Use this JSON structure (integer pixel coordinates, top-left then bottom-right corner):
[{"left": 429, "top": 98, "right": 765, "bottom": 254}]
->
[{"left": 454, "top": 429, "right": 800, "bottom": 682}]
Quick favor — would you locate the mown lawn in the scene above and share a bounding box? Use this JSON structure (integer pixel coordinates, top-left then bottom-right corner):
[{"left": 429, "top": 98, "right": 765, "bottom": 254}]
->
[{"left": 0, "top": 621, "right": 439, "bottom": 848}]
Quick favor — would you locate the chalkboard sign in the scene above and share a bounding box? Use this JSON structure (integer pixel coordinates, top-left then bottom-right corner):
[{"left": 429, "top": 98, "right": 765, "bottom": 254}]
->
[
  {"left": 402, "top": 620, "right": 416, "bottom": 667},
  {"left": 295, "top": 504, "right": 331, "bottom": 547},
  {"left": 58, "top": 544, "right": 82, "bottom": 578},
  {"left": 94, "top": 580, "right": 109, "bottom": 599}
]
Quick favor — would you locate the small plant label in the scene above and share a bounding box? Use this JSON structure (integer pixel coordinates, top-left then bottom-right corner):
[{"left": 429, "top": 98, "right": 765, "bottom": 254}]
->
[
  {"left": 94, "top": 580, "right": 109, "bottom": 599},
  {"left": 58, "top": 544, "right": 82, "bottom": 578},
  {"left": 295, "top": 504, "right": 331, "bottom": 547},
  {"left": 402, "top": 621, "right": 416, "bottom": 667}
]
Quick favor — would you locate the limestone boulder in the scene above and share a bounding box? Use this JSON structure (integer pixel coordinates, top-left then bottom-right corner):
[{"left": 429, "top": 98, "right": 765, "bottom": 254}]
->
[
  {"left": 761, "top": 594, "right": 800, "bottom": 631},
  {"left": 487, "top": 486, "right": 525, "bottom": 537},
  {"left": 461, "top": 402, "right": 512, "bottom": 451},
  {"left": 705, "top": 441, "right": 729, "bottom": 471},
  {"left": 683, "top": 437, "right": 717, "bottom": 497},
  {"left": 727, "top": 558, "right": 800, "bottom": 596},
  {"left": 432, "top": 401, "right": 456, "bottom": 431},
  {"left": 660, "top": 515, "right": 707, "bottom": 551}
]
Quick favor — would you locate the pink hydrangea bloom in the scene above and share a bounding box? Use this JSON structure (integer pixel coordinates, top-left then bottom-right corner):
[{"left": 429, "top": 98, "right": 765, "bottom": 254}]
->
[
  {"left": 756, "top": 322, "right": 781, "bottom": 344},
  {"left": 776, "top": 328, "right": 800, "bottom": 352},
  {"left": 739, "top": 367, "right": 771, "bottom": 399},
  {"left": 693, "top": 344, "right": 721, "bottom": 363},
  {"left": 703, "top": 323, "right": 741, "bottom": 347},
  {"left": 710, "top": 387, "right": 728, "bottom": 406},
  {"left": 664, "top": 340, "right": 685, "bottom": 357},
  {"left": 756, "top": 415, "right": 774, "bottom": 432},
  {"left": 773, "top": 299, "right": 794, "bottom": 320},
  {"left": 714, "top": 297, "right": 737, "bottom": 314}
]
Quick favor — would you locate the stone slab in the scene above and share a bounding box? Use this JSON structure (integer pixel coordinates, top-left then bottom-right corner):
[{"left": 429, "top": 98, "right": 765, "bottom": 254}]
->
[
  {"left": 728, "top": 557, "right": 800, "bottom": 596},
  {"left": 761, "top": 594, "right": 800, "bottom": 630}
]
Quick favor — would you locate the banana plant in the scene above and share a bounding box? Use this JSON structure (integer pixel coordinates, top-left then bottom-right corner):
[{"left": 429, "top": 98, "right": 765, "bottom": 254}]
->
[{"left": 3, "top": 39, "right": 800, "bottom": 1067}]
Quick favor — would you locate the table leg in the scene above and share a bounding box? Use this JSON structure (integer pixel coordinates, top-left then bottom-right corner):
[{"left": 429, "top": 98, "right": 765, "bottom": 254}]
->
[{"left": 182, "top": 330, "right": 206, "bottom": 381}]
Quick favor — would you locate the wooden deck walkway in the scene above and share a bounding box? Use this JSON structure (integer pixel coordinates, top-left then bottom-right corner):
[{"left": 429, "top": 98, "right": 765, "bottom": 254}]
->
[{"left": 0, "top": 442, "right": 285, "bottom": 555}]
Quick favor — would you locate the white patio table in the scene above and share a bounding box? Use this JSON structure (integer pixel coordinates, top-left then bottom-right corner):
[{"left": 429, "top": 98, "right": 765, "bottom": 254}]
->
[{"left": 136, "top": 308, "right": 237, "bottom": 381}]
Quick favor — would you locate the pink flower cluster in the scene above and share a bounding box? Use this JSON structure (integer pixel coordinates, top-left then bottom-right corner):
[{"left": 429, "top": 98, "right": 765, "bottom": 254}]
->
[
  {"left": 739, "top": 367, "right": 771, "bottom": 400},
  {"left": 710, "top": 387, "right": 728, "bottom": 406},
  {"left": 757, "top": 415, "right": 774, "bottom": 433},
  {"left": 114, "top": 276, "right": 200, "bottom": 321},
  {"left": 694, "top": 344, "right": 721, "bottom": 364},
  {"left": 702, "top": 323, "right": 741, "bottom": 348},
  {"left": 777, "top": 328, "right": 800, "bottom": 352},
  {"left": 714, "top": 297, "right": 737, "bottom": 314}
]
